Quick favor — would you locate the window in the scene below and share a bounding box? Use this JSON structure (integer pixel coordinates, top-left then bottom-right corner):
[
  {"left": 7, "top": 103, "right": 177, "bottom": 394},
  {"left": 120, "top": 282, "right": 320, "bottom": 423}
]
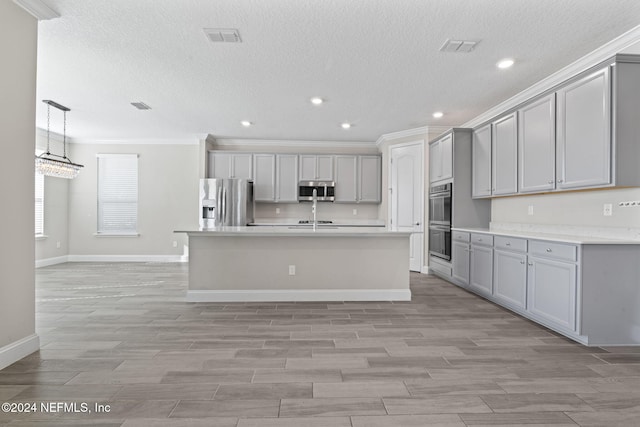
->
[
  {"left": 35, "top": 169, "right": 44, "bottom": 236},
  {"left": 97, "top": 154, "right": 138, "bottom": 235}
]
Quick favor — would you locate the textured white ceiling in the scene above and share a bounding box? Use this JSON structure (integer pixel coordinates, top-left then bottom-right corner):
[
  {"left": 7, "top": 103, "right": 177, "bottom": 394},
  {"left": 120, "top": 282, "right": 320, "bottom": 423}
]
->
[{"left": 35, "top": 0, "right": 640, "bottom": 143}]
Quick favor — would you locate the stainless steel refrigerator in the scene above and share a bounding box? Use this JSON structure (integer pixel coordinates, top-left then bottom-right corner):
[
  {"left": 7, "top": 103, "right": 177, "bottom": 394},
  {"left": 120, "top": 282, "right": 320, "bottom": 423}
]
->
[{"left": 199, "top": 179, "right": 254, "bottom": 228}]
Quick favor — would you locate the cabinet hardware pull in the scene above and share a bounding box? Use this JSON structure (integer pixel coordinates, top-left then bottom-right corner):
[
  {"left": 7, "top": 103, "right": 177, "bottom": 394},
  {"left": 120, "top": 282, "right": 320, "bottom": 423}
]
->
[
  {"left": 548, "top": 180, "right": 554, "bottom": 184},
  {"left": 528, "top": 262, "right": 533, "bottom": 266},
  {"left": 546, "top": 248, "right": 552, "bottom": 252},
  {"left": 557, "top": 179, "right": 563, "bottom": 183},
  {"left": 520, "top": 260, "right": 525, "bottom": 264},
  {"left": 506, "top": 242, "right": 511, "bottom": 246}
]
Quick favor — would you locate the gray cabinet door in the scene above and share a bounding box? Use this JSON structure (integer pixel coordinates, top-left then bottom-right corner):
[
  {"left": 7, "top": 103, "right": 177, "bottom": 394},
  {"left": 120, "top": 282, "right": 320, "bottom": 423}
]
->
[
  {"left": 429, "top": 141, "right": 441, "bottom": 183},
  {"left": 208, "top": 153, "right": 231, "bottom": 179},
  {"left": 469, "top": 244, "right": 493, "bottom": 297},
  {"left": 358, "top": 155, "right": 381, "bottom": 203},
  {"left": 276, "top": 155, "right": 298, "bottom": 202},
  {"left": 317, "top": 155, "right": 334, "bottom": 181},
  {"left": 556, "top": 66, "right": 611, "bottom": 189},
  {"left": 440, "top": 134, "right": 454, "bottom": 182},
  {"left": 472, "top": 124, "right": 492, "bottom": 197},
  {"left": 231, "top": 154, "right": 253, "bottom": 179},
  {"left": 493, "top": 249, "right": 527, "bottom": 311},
  {"left": 492, "top": 113, "right": 518, "bottom": 195},
  {"left": 527, "top": 256, "right": 577, "bottom": 331},
  {"left": 334, "top": 155, "right": 358, "bottom": 203},
  {"left": 299, "top": 155, "right": 317, "bottom": 181},
  {"left": 253, "top": 154, "right": 276, "bottom": 202},
  {"left": 452, "top": 241, "right": 470, "bottom": 286},
  {"left": 518, "top": 94, "right": 556, "bottom": 193}
]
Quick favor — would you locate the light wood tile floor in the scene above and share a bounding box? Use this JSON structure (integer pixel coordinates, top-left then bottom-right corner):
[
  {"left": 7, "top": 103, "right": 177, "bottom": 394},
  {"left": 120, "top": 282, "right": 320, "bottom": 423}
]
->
[{"left": 1, "top": 262, "right": 639, "bottom": 426}]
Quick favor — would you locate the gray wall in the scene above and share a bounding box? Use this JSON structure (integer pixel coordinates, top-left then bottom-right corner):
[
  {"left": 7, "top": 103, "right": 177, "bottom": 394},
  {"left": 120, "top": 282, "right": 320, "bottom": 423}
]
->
[
  {"left": 0, "top": 2, "right": 37, "bottom": 352},
  {"left": 67, "top": 143, "right": 199, "bottom": 258}
]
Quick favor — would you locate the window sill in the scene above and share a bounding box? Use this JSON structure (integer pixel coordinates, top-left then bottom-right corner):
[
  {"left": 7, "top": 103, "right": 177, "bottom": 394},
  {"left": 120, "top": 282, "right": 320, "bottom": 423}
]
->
[
  {"left": 35, "top": 235, "right": 48, "bottom": 241},
  {"left": 94, "top": 232, "right": 140, "bottom": 237}
]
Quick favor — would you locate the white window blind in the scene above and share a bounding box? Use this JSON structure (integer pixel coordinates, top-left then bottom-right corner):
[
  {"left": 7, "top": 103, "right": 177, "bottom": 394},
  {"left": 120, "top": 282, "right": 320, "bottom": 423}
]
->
[
  {"left": 97, "top": 154, "right": 138, "bottom": 234},
  {"left": 35, "top": 170, "right": 44, "bottom": 235}
]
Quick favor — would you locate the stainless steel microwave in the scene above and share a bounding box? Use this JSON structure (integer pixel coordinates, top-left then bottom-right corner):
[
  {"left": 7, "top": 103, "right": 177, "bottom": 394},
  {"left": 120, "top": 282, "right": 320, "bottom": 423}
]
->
[{"left": 298, "top": 180, "right": 335, "bottom": 202}]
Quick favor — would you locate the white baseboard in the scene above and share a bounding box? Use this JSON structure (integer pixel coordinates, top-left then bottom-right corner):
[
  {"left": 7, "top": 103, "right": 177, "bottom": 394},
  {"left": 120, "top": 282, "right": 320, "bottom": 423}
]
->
[
  {"left": 421, "top": 265, "right": 430, "bottom": 274},
  {"left": 186, "top": 289, "right": 412, "bottom": 303},
  {"left": 35, "top": 255, "right": 69, "bottom": 268},
  {"left": 67, "top": 255, "right": 188, "bottom": 263},
  {"left": 0, "top": 334, "right": 40, "bottom": 371}
]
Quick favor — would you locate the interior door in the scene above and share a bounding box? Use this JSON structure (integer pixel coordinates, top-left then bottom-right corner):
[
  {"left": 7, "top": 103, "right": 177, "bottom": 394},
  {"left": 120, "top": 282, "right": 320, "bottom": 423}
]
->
[{"left": 390, "top": 142, "right": 424, "bottom": 272}]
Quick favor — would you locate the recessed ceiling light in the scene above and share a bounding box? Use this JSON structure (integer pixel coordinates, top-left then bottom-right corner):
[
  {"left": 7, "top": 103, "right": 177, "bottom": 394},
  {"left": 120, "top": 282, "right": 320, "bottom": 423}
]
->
[
  {"left": 497, "top": 58, "right": 515, "bottom": 69},
  {"left": 432, "top": 111, "right": 444, "bottom": 119},
  {"left": 241, "top": 120, "right": 252, "bottom": 127},
  {"left": 310, "top": 97, "right": 323, "bottom": 105},
  {"left": 341, "top": 123, "right": 351, "bottom": 129}
]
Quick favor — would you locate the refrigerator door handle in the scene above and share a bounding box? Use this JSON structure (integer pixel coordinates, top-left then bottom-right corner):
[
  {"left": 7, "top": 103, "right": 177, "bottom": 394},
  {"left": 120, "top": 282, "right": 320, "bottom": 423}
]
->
[{"left": 222, "top": 186, "right": 227, "bottom": 225}]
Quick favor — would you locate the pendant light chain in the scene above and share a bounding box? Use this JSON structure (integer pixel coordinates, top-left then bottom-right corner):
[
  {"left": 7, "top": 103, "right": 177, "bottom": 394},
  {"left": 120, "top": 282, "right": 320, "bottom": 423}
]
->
[{"left": 63, "top": 110, "right": 67, "bottom": 159}]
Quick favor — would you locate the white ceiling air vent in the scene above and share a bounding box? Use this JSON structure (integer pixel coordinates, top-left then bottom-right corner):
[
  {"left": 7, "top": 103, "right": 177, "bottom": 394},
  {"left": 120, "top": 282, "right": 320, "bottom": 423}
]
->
[
  {"left": 440, "top": 39, "right": 479, "bottom": 53},
  {"left": 131, "top": 102, "right": 151, "bottom": 110},
  {"left": 204, "top": 28, "right": 242, "bottom": 43}
]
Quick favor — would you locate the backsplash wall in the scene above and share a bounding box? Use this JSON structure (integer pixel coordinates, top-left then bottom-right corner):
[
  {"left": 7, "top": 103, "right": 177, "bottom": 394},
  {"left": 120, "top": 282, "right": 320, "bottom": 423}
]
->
[
  {"left": 491, "top": 187, "right": 640, "bottom": 229},
  {"left": 255, "top": 203, "right": 379, "bottom": 221}
]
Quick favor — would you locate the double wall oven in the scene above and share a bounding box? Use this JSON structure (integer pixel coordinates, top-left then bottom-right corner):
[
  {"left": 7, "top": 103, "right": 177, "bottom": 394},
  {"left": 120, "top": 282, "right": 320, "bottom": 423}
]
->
[{"left": 428, "top": 183, "right": 452, "bottom": 261}]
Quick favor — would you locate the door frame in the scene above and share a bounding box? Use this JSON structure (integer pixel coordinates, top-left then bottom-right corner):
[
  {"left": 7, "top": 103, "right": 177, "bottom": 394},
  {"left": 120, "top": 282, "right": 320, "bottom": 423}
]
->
[{"left": 388, "top": 140, "right": 425, "bottom": 272}]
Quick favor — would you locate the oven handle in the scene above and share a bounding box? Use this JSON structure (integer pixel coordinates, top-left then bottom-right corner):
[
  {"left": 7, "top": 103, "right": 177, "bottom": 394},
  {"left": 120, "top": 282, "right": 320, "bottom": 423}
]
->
[
  {"left": 429, "top": 192, "right": 451, "bottom": 199},
  {"left": 429, "top": 224, "right": 451, "bottom": 231}
]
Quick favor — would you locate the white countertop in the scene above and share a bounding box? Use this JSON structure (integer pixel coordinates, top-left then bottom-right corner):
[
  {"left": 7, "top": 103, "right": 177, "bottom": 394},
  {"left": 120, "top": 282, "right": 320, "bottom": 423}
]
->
[
  {"left": 176, "top": 226, "right": 410, "bottom": 237},
  {"left": 250, "top": 219, "right": 385, "bottom": 227},
  {"left": 453, "top": 227, "right": 640, "bottom": 245}
]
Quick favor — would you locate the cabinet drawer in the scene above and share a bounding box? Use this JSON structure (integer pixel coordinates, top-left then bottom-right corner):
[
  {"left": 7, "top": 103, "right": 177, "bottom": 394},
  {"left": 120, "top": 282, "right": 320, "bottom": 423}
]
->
[
  {"left": 471, "top": 233, "right": 493, "bottom": 246},
  {"left": 529, "top": 241, "right": 577, "bottom": 262},
  {"left": 453, "top": 231, "right": 470, "bottom": 243},
  {"left": 494, "top": 236, "right": 527, "bottom": 252}
]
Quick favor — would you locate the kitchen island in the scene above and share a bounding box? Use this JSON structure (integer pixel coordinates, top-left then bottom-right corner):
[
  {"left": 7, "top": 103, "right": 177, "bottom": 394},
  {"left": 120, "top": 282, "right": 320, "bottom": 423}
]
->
[{"left": 176, "top": 226, "right": 411, "bottom": 302}]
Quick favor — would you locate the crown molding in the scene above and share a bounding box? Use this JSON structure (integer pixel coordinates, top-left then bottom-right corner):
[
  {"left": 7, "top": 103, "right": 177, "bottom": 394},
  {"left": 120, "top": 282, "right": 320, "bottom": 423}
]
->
[
  {"left": 213, "top": 138, "right": 376, "bottom": 148},
  {"left": 70, "top": 138, "right": 200, "bottom": 145},
  {"left": 13, "top": 0, "right": 59, "bottom": 20},
  {"left": 375, "top": 126, "right": 428, "bottom": 146},
  {"left": 462, "top": 24, "right": 640, "bottom": 129},
  {"left": 427, "top": 126, "right": 454, "bottom": 137}
]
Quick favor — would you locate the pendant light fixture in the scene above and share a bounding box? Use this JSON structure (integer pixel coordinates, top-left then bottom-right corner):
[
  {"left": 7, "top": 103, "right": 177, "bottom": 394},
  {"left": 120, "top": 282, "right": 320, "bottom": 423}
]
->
[{"left": 35, "top": 100, "right": 84, "bottom": 179}]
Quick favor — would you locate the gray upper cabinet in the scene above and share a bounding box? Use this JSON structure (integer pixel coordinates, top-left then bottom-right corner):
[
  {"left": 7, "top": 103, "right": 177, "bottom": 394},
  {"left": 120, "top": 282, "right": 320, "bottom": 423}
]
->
[
  {"left": 429, "top": 134, "right": 453, "bottom": 184},
  {"left": 299, "top": 155, "right": 334, "bottom": 181},
  {"left": 253, "top": 154, "right": 276, "bottom": 202},
  {"left": 358, "top": 155, "right": 382, "bottom": 203},
  {"left": 334, "top": 155, "right": 381, "bottom": 203},
  {"left": 275, "top": 154, "right": 299, "bottom": 202},
  {"left": 518, "top": 94, "right": 556, "bottom": 193},
  {"left": 334, "top": 155, "right": 358, "bottom": 203},
  {"left": 472, "top": 124, "right": 492, "bottom": 198},
  {"left": 208, "top": 152, "right": 253, "bottom": 179},
  {"left": 491, "top": 113, "right": 518, "bottom": 195},
  {"left": 556, "top": 67, "right": 611, "bottom": 190}
]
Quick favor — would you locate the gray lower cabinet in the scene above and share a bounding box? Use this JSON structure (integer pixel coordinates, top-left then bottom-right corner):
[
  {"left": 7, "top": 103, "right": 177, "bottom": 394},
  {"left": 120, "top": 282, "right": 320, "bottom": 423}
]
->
[
  {"left": 527, "top": 254, "right": 577, "bottom": 332},
  {"left": 451, "top": 241, "right": 470, "bottom": 286},
  {"left": 493, "top": 249, "right": 527, "bottom": 311},
  {"left": 469, "top": 239, "right": 493, "bottom": 297}
]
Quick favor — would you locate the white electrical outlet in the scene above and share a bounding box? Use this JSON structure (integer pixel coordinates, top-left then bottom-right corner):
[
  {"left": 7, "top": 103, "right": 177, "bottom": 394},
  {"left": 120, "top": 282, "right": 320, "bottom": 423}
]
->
[
  {"left": 276, "top": 207, "right": 281, "bottom": 214},
  {"left": 603, "top": 203, "right": 613, "bottom": 216},
  {"left": 527, "top": 205, "right": 534, "bottom": 216},
  {"left": 172, "top": 241, "right": 178, "bottom": 247},
  {"left": 288, "top": 265, "right": 296, "bottom": 276},
  {"left": 353, "top": 209, "right": 357, "bottom": 216}
]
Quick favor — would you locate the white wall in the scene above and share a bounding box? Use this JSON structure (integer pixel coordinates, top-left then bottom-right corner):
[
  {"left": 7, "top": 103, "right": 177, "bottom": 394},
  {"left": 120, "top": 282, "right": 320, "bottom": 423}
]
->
[
  {"left": 35, "top": 131, "right": 70, "bottom": 263},
  {"left": 492, "top": 187, "right": 640, "bottom": 232},
  {"left": 0, "top": 1, "right": 39, "bottom": 366},
  {"left": 67, "top": 142, "right": 199, "bottom": 259}
]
